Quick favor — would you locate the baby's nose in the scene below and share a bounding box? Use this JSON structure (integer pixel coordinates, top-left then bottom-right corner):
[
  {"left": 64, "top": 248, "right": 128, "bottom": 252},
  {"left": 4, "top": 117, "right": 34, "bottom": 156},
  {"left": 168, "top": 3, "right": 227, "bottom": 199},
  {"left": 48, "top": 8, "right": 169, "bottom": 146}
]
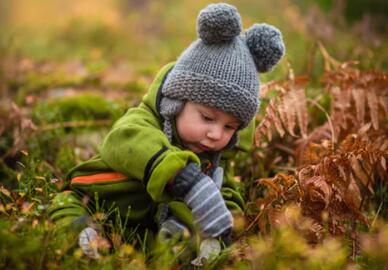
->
[{"left": 207, "top": 125, "right": 223, "bottom": 140}]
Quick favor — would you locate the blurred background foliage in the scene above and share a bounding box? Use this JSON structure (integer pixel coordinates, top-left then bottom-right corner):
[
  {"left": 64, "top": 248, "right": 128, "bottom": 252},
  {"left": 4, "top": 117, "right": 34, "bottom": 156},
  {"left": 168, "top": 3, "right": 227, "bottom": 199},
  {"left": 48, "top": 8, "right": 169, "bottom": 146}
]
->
[
  {"left": 1, "top": 0, "right": 387, "bottom": 70},
  {"left": 1, "top": 0, "right": 387, "bottom": 108}
]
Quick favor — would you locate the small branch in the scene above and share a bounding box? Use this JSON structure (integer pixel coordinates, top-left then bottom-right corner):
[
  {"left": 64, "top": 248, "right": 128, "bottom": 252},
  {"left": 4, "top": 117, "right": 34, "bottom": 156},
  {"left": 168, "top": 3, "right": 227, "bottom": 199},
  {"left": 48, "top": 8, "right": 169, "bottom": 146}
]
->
[
  {"left": 307, "top": 98, "right": 336, "bottom": 151},
  {"left": 246, "top": 200, "right": 275, "bottom": 232},
  {"left": 317, "top": 41, "right": 341, "bottom": 71},
  {"left": 246, "top": 210, "right": 265, "bottom": 232},
  {"left": 371, "top": 199, "right": 384, "bottom": 227},
  {"left": 274, "top": 143, "right": 295, "bottom": 156}
]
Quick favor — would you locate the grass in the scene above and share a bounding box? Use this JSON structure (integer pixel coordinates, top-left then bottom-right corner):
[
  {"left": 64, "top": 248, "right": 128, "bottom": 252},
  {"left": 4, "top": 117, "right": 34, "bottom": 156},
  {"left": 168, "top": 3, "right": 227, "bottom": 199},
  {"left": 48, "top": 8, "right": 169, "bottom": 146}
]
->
[{"left": 0, "top": 0, "right": 387, "bottom": 269}]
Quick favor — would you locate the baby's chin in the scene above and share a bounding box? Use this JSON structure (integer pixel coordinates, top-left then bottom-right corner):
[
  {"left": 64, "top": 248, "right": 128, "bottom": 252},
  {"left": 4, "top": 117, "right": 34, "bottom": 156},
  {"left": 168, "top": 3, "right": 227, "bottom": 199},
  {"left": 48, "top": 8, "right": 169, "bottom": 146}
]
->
[
  {"left": 186, "top": 142, "right": 218, "bottom": 153},
  {"left": 187, "top": 144, "right": 206, "bottom": 154}
]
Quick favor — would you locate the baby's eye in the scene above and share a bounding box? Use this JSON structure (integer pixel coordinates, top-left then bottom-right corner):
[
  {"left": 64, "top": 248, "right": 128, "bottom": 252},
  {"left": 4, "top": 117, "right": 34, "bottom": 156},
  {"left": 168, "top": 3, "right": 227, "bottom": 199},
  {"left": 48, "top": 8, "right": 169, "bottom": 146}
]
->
[
  {"left": 225, "top": 124, "right": 237, "bottom": 130},
  {"left": 201, "top": 114, "right": 214, "bottom": 122}
]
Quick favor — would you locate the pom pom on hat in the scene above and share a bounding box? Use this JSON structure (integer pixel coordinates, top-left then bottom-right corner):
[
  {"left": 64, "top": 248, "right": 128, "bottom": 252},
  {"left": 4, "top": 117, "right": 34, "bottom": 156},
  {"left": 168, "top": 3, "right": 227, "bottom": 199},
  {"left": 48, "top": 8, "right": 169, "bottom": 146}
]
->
[
  {"left": 197, "top": 3, "right": 242, "bottom": 44},
  {"left": 245, "top": 23, "right": 285, "bottom": 73}
]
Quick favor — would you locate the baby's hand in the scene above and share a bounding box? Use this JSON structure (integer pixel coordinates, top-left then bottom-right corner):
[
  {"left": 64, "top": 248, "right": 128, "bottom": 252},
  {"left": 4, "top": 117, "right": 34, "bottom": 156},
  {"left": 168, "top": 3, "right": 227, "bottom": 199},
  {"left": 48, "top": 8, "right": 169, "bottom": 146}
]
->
[
  {"left": 172, "top": 163, "right": 233, "bottom": 238},
  {"left": 78, "top": 227, "right": 100, "bottom": 259}
]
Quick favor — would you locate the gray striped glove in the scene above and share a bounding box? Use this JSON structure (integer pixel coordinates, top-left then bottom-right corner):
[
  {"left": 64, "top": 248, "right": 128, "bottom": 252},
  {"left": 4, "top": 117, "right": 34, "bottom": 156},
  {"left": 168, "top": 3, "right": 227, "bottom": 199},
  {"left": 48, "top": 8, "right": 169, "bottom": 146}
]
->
[
  {"left": 172, "top": 163, "right": 233, "bottom": 238},
  {"left": 211, "top": 166, "right": 224, "bottom": 189},
  {"left": 159, "top": 216, "right": 190, "bottom": 242}
]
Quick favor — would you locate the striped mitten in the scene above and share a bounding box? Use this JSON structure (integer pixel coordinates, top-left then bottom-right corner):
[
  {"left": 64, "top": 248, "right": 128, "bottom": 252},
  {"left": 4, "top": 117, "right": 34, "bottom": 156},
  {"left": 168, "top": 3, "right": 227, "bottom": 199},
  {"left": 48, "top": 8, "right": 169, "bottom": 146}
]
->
[
  {"left": 172, "top": 163, "right": 233, "bottom": 238},
  {"left": 159, "top": 216, "right": 190, "bottom": 242}
]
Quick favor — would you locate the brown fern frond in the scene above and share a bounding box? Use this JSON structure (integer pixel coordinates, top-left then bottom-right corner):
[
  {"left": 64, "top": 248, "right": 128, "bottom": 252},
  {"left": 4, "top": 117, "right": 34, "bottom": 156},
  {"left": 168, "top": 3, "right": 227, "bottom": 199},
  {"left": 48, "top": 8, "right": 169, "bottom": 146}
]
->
[
  {"left": 379, "top": 95, "right": 388, "bottom": 119},
  {"left": 279, "top": 89, "right": 297, "bottom": 137},
  {"left": 300, "top": 175, "right": 332, "bottom": 215},
  {"left": 351, "top": 88, "right": 366, "bottom": 125},
  {"left": 366, "top": 89, "right": 379, "bottom": 130},
  {"left": 255, "top": 76, "right": 310, "bottom": 145},
  {"left": 322, "top": 64, "right": 388, "bottom": 139},
  {"left": 290, "top": 87, "right": 309, "bottom": 138}
]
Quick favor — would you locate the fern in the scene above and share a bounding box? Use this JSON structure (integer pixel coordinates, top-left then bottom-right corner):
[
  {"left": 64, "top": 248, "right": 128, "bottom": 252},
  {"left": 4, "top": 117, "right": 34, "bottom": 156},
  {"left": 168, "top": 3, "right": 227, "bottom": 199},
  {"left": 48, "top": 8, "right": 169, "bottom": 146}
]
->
[{"left": 250, "top": 46, "right": 388, "bottom": 258}]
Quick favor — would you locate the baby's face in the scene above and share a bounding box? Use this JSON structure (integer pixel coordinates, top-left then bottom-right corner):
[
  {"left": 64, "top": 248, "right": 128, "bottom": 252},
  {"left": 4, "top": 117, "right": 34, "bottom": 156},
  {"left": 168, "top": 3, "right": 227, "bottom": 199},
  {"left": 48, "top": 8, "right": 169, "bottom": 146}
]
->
[{"left": 176, "top": 101, "right": 239, "bottom": 153}]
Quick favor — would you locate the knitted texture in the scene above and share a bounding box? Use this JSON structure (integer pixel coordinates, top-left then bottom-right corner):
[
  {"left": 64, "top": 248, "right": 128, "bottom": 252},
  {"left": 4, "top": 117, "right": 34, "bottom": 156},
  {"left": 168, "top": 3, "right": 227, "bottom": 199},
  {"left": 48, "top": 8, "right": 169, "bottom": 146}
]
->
[
  {"left": 172, "top": 162, "right": 204, "bottom": 198},
  {"left": 245, "top": 23, "right": 286, "bottom": 73},
  {"left": 197, "top": 3, "right": 242, "bottom": 44},
  {"left": 162, "top": 3, "right": 285, "bottom": 128},
  {"left": 184, "top": 176, "right": 233, "bottom": 237},
  {"left": 211, "top": 166, "right": 224, "bottom": 189},
  {"left": 171, "top": 162, "right": 232, "bottom": 237}
]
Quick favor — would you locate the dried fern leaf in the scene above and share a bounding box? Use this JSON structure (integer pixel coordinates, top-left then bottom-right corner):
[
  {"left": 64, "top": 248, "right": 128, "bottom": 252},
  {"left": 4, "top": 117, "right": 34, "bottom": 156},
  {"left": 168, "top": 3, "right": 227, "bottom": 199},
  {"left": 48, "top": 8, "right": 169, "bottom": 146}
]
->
[
  {"left": 267, "top": 101, "right": 286, "bottom": 138},
  {"left": 352, "top": 88, "right": 366, "bottom": 125},
  {"left": 366, "top": 89, "right": 379, "bottom": 130},
  {"left": 381, "top": 156, "right": 387, "bottom": 171},
  {"left": 280, "top": 93, "right": 297, "bottom": 137},
  {"left": 379, "top": 95, "right": 388, "bottom": 118},
  {"left": 302, "top": 176, "right": 332, "bottom": 211},
  {"left": 257, "top": 178, "right": 281, "bottom": 194},
  {"left": 289, "top": 87, "right": 309, "bottom": 138}
]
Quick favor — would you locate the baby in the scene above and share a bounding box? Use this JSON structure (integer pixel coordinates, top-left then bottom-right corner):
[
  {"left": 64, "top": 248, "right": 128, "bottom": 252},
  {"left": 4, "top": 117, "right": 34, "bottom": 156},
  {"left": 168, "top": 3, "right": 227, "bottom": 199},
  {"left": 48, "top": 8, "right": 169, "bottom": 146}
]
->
[{"left": 48, "top": 2, "right": 285, "bottom": 263}]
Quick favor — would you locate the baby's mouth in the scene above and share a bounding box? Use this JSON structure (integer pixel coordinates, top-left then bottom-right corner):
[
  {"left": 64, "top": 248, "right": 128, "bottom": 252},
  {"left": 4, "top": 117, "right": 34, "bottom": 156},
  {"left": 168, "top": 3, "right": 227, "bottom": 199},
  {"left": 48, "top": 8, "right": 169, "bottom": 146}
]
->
[{"left": 197, "top": 144, "right": 212, "bottom": 152}]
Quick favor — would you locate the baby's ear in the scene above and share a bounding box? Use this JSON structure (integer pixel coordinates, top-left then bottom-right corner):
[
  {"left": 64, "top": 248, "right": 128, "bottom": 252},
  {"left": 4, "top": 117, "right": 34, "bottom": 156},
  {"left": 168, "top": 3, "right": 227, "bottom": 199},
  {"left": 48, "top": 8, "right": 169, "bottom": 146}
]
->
[{"left": 245, "top": 23, "right": 285, "bottom": 73}]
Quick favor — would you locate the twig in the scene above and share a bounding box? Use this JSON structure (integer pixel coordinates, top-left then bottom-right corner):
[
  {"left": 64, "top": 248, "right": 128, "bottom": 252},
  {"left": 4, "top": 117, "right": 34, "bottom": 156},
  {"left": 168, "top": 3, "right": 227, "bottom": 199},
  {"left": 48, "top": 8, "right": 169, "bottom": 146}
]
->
[
  {"left": 246, "top": 210, "right": 265, "bottom": 232},
  {"left": 317, "top": 41, "right": 341, "bottom": 71},
  {"left": 371, "top": 199, "right": 384, "bottom": 227},
  {"left": 274, "top": 143, "right": 294, "bottom": 155},
  {"left": 307, "top": 98, "right": 336, "bottom": 151},
  {"left": 246, "top": 201, "right": 275, "bottom": 232}
]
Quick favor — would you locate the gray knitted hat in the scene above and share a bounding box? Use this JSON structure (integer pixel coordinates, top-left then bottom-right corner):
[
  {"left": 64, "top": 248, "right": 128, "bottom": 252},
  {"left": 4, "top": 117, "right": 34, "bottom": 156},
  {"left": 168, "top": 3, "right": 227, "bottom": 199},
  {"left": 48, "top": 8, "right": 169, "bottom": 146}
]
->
[{"left": 161, "top": 3, "right": 285, "bottom": 135}]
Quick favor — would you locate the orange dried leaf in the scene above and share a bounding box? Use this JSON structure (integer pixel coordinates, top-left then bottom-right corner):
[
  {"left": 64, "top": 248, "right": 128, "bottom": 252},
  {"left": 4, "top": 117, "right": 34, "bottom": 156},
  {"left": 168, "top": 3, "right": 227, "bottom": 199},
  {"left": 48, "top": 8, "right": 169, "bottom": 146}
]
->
[{"left": 277, "top": 173, "right": 296, "bottom": 188}]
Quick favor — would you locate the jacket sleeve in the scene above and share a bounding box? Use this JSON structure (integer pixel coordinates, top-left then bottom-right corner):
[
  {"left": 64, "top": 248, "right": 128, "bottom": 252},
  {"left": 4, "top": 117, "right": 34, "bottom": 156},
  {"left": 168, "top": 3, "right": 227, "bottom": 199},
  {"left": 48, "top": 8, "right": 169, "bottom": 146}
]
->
[
  {"left": 99, "top": 103, "right": 200, "bottom": 203},
  {"left": 47, "top": 190, "right": 89, "bottom": 232}
]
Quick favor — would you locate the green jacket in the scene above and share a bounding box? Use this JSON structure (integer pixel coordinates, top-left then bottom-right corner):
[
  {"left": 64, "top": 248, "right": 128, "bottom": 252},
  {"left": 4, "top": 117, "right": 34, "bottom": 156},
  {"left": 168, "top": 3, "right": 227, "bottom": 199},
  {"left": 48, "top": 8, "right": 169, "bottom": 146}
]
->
[{"left": 48, "top": 63, "right": 254, "bottom": 231}]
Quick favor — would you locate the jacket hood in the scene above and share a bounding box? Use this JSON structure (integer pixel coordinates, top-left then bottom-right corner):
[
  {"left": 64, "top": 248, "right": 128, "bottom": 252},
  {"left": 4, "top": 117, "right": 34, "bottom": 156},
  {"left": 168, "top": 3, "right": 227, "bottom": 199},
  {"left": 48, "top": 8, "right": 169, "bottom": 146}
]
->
[{"left": 142, "top": 63, "right": 175, "bottom": 117}]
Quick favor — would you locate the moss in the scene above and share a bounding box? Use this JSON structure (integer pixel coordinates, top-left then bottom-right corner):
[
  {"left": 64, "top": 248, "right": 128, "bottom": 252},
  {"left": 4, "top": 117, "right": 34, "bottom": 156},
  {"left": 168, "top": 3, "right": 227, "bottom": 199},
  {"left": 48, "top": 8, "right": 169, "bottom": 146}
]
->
[
  {"left": 55, "top": 145, "right": 76, "bottom": 174},
  {"left": 14, "top": 71, "right": 87, "bottom": 105},
  {"left": 34, "top": 93, "right": 125, "bottom": 123}
]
